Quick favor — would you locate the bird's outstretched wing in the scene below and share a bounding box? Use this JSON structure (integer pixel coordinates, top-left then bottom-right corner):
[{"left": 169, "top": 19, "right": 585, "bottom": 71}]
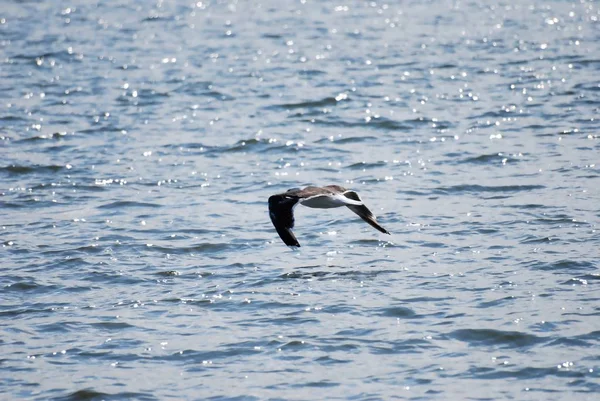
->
[
  {"left": 268, "top": 195, "right": 301, "bottom": 247},
  {"left": 343, "top": 191, "right": 390, "bottom": 235}
]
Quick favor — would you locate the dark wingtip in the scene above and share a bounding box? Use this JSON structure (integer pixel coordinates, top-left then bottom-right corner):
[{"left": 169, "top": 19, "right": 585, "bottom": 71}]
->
[{"left": 286, "top": 237, "right": 301, "bottom": 247}]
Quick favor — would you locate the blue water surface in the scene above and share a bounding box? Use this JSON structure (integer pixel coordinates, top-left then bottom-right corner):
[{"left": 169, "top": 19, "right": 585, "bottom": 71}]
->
[{"left": 1, "top": 1, "right": 599, "bottom": 400}]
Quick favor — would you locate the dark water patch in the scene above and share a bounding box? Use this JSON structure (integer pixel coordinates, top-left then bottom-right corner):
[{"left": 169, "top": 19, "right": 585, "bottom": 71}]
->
[
  {"left": 465, "top": 365, "right": 586, "bottom": 381},
  {"left": 460, "top": 153, "right": 520, "bottom": 165},
  {"left": 142, "top": 242, "right": 235, "bottom": 255},
  {"left": 160, "top": 344, "right": 267, "bottom": 363},
  {"left": 298, "top": 69, "right": 327, "bottom": 76},
  {"left": 90, "top": 321, "right": 137, "bottom": 331},
  {"left": 334, "top": 328, "right": 377, "bottom": 337},
  {"left": 15, "top": 132, "right": 71, "bottom": 142},
  {"left": 12, "top": 50, "right": 74, "bottom": 66},
  {"left": 532, "top": 216, "right": 583, "bottom": 225},
  {"left": 505, "top": 203, "right": 549, "bottom": 209},
  {"left": 0, "top": 164, "right": 65, "bottom": 175},
  {"left": 41, "top": 257, "right": 90, "bottom": 268},
  {"left": 519, "top": 235, "right": 553, "bottom": 244},
  {"left": 3, "top": 281, "right": 62, "bottom": 293},
  {"left": 378, "top": 60, "right": 419, "bottom": 69},
  {"left": 35, "top": 322, "right": 85, "bottom": 334},
  {"left": 562, "top": 310, "right": 600, "bottom": 319},
  {"left": 222, "top": 137, "right": 303, "bottom": 154},
  {"left": 156, "top": 270, "right": 181, "bottom": 277},
  {"left": 142, "top": 15, "right": 172, "bottom": 23},
  {"left": 573, "top": 82, "right": 600, "bottom": 92},
  {"left": 253, "top": 316, "right": 320, "bottom": 326},
  {"left": 476, "top": 296, "right": 516, "bottom": 308},
  {"left": 97, "top": 200, "right": 162, "bottom": 210},
  {"left": 469, "top": 110, "right": 510, "bottom": 120},
  {"left": 292, "top": 380, "right": 338, "bottom": 388},
  {"left": 204, "top": 396, "right": 260, "bottom": 401},
  {"left": 318, "top": 341, "right": 361, "bottom": 354},
  {"left": 546, "top": 336, "right": 594, "bottom": 348},
  {"left": 404, "top": 117, "right": 448, "bottom": 129},
  {"left": 449, "top": 328, "right": 546, "bottom": 348},
  {"left": 314, "top": 135, "right": 378, "bottom": 145},
  {"left": 52, "top": 389, "right": 158, "bottom": 401},
  {"left": 528, "top": 259, "right": 595, "bottom": 272},
  {"left": 0, "top": 114, "right": 29, "bottom": 123},
  {"left": 308, "top": 117, "right": 366, "bottom": 128},
  {"left": 315, "top": 355, "right": 352, "bottom": 365},
  {"left": 115, "top": 92, "right": 169, "bottom": 107},
  {"left": 475, "top": 227, "right": 500, "bottom": 235},
  {"left": 364, "top": 116, "right": 417, "bottom": 131},
  {"left": 377, "top": 306, "right": 419, "bottom": 319},
  {"left": 267, "top": 96, "right": 343, "bottom": 110},
  {"left": 162, "top": 142, "right": 213, "bottom": 153},
  {"left": 574, "top": 330, "right": 600, "bottom": 342},
  {"left": 347, "top": 239, "right": 386, "bottom": 247},
  {"left": 224, "top": 138, "right": 262, "bottom": 152},
  {"left": 420, "top": 241, "right": 448, "bottom": 249},
  {"left": 561, "top": 277, "right": 591, "bottom": 286},
  {"left": 82, "top": 271, "right": 145, "bottom": 286},
  {"left": 0, "top": 201, "right": 24, "bottom": 209},
  {"left": 370, "top": 338, "right": 437, "bottom": 354},
  {"left": 176, "top": 228, "right": 218, "bottom": 236},
  {"left": 174, "top": 81, "right": 233, "bottom": 101},
  {"left": 0, "top": 305, "right": 58, "bottom": 318},
  {"left": 399, "top": 296, "right": 454, "bottom": 304},
  {"left": 434, "top": 184, "right": 545, "bottom": 195},
  {"left": 346, "top": 161, "right": 387, "bottom": 170},
  {"left": 161, "top": 296, "right": 214, "bottom": 306},
  {"left": 261, "top": 33, "right": 282, "bottom": 39}
]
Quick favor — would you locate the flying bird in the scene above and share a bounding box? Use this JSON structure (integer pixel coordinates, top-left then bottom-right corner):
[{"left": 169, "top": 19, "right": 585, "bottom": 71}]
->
[{"left": 268, "top": 185, "right": 390, "bottom": 247}]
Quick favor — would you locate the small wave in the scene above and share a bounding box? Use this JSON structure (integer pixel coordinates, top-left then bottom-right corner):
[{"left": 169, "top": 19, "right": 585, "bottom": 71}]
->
[
  {"left": 97, "top": 201, "right": 162, "bottom": 210},
  {"left": 174, "top": 81, "right": 233, "bottom": 100},
  {"left": 90, "top": 321, "right": 136, "bottom": 330},
  {"left": 0, "top": 305, "right": 56, "bottom": 317},
  {"left": 313, "top": 135, "right": 378, "bottom": 144},
  {"left": 505, "top": 203, "right": 547, "bottom": 209},
  {"left": 528, "top": 259, "right": 596, "bottom": 271},
  {"left": 16, "top": 132, "right": 70, "bottom": 142},
  {"left": 142, "top": 242, "right": 234, "bottom": 255},
  {"left": 377, "top": 306, "right": 419, "bottom": 318},
  {"left": 476, "top": 296, "right": 516, "bottom": 308},
  {"left": 3, "top": 281, "right": 49, "bottom": 292},
  {"left": 52, "top": 389, "right": 157, "bottom": 401},
  {"left": 434, "top": 184, "right": 545, "bottom": 195},
  {"left": 298, "top": 69, "right": 327, "bottom": 76},
  {"left": 460, "top": 153, "right": 520, "bottom": 164},
  {"left": 268, "top": 96, "right": 341, "bottom": 110},
  {"left": 519, "top": 236, "right": 553, "bottom": 244},
  {"left": 142, "top": 15, "right": 171, "bottom": 22},
  {"left": 449, "top": 328, "right": 546, "bottom": 348},
  {"left": 0, "top": 164, "right": 64, "bottom": 175},
  {"left": 221, "top": 138, "right": 305, "bottom": 154},
  {"left": 364, "top": 116, "right": 416, "bottom": 131}
]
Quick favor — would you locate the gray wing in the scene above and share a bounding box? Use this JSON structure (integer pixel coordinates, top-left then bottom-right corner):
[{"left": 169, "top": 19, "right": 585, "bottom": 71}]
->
[
  {"left": 268, "top": 194, "right": 301, "bottom": 247},
  {"left": 343, "top": 191, "right": 390, "bottom": 235}
]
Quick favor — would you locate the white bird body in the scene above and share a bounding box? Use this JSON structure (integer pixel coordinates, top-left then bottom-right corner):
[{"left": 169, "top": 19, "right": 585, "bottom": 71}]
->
[{"left": 300, "top": 193, "right": 363, "bottom": 209}]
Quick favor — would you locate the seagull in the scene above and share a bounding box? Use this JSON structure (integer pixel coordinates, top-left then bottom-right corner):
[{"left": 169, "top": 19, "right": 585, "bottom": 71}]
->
[{"left": 268, "top": 185, "right": 390, "bottom": 247}]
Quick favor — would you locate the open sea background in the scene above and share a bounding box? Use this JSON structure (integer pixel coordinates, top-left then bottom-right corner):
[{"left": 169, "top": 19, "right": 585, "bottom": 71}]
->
[{"left": 1, "top": 0, "right": 599, "bottom": 400}]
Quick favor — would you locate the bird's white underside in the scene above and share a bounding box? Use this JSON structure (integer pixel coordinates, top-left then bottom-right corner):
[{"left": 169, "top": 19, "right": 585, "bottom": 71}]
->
[{"left": 300, "top": 193, "right": 363, "bottom": 209}]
